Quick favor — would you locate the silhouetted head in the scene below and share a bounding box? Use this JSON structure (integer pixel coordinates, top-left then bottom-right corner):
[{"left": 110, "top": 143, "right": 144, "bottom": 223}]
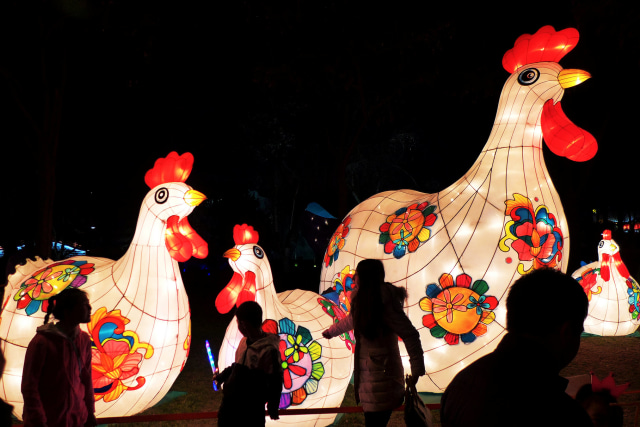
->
[
  {"left": 355, "top": 259, "right": 385, "bottom": 290},
  {"left": 236, "top": 301, "right": 264, "bottom": 339},
  {"left": 44, "top": 288, "right": 91, "bottom": 326},
  {"left": 506, "top": 268, "right": 588, "bottom": 369}
]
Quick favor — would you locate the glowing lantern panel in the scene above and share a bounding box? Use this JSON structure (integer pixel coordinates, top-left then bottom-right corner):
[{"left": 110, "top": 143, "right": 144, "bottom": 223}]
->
[
  {"left": 0, "top": 152, "right": 208, "bottom": 419},
  {"left": 319, "top": 26, "right": 597, "bottom": 393},
  {"left": 216, "top": 224, "right": 353, "bottom": 427},
  {"left": 572, "top": 230, "right": 640, "bottom": 336}
]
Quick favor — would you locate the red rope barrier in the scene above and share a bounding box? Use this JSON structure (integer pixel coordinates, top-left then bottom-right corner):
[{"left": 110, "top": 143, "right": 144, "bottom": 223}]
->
[{"left": 89, "top": 404, "right": 441, "bottom": 424}]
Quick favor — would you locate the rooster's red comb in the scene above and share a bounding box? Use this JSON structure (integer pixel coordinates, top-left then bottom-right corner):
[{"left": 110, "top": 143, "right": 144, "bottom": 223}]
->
[
  {"left": 602, "top": 230, "right": 612, "bottom": 241},
  {"left": 233, "top": 224, "right": 260, "bottom": 245},
  {"left": 503, "top": 25, "right": 580, "bottom": 73},
  {"left": 145, "top": 152, "right": 194, "bottom": 188}
]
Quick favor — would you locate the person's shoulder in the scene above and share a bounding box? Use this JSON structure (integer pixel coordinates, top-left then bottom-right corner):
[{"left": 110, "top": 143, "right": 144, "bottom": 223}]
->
[
  {"left": 381, "top": 282, "right": 406, "bottom": 305},
  {"left": 258, "top": 333, "right": 280, "bottom": 351},
  {"left": 77, "top": 329, "right": 92, "bottom": 345}
]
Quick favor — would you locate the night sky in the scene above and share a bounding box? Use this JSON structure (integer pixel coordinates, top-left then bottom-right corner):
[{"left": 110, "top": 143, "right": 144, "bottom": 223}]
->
[{"left": 2, "top": 1, "right": 640, "bottom": 286}]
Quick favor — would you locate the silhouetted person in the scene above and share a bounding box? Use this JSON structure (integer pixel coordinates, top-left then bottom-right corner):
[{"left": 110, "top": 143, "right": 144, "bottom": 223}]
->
[
  {"left": 0, "top": 349, "right": 14, "bottom": 427},
  {"left": 22, "top": 288, "right": 96, "bottom": 427},
  {"left": 323, "top": 259, "right": 425, "bottom": 427},
  {"left": 441, "top": 268, "right": 593, "bottom": 427},
  {"left": 214, "top": 301, "right": 283, "bottom": 426}
]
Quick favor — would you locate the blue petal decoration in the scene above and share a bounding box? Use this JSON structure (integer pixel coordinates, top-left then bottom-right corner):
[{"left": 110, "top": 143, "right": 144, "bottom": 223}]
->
[
  {"left": 426, "top": 284, "right": 441, "bottom": 299},
  {"left": 25, "top": 299, "right": 41, "bottom": 316},
  {"left": 461, "top": 332, "right": 476, "bottom": 344},
  {"left": 279, "top": 318, "right": 296, "bottom": 336}
]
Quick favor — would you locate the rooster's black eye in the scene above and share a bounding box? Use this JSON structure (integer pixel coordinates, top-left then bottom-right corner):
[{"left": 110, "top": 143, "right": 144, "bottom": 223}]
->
[
  {"left": 253, "top": 246, "right": 264, "bottom": 259},
  {"left": 518, "top": 68, "right": 540, "bottom": 86},
  {"left": 598, "top": 240, "right": 605, "bottom": 249},
  {"left": 155, "top": 187, "right": 169, "bottom": 204}
]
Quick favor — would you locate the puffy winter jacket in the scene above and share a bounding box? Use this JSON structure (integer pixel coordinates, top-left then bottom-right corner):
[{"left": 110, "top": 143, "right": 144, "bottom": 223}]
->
[
  {"left": 325, "top": 283, "right": 425, "bottom": 412},
  {"left": 21, "top": 323, "right": 94, "bottom": 427}
]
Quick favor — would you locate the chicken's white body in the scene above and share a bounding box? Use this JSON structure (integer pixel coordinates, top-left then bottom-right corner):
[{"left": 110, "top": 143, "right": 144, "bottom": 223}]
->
[
  {"left": 320, "top": 56, "right": 593, "bottom": 392},
  {"left": 572, "top": 231, "right": 640, "bottom": 336},
  {"left": 0, "top": 155, "right": 205, "bottom": 419},
  {"left": 218, "top": 234, "right": 353, "bottom": 427}
]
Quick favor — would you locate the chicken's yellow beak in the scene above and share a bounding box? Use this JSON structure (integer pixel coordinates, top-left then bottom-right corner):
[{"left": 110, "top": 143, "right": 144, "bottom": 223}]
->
[
  {"left": 223, "top": 248, "right": 241, "bottom": 262},
  {"left": 558, "top": 69, "right": 591, "bottom": 89},
  {"left": 184, "top": 189, "right": 207, "bottom": 207}
]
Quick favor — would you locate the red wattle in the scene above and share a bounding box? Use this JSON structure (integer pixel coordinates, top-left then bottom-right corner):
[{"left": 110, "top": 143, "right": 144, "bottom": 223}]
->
[
  {"left": 601, "top": 253, "right": 611, "bottom": 281},
  {"left": 215, "top": 272, "right": 244, "bottom": 314},
  {"left": 541, "top": 100, "right": 597, "bottom": 162},
  {"left": 165, "top": 215, "right": 209, "bottom": 262},
  {"left": 177, "top": 217, "right": 209, "bottom": 259},
  {"left": 165, "top": 216, "right": 193, "bottom": 262}
]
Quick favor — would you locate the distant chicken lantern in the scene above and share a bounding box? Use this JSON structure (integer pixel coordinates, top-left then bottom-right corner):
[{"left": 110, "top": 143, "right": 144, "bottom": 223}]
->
[
  {"left": 0, "top": 152, "right": 208, "bottom": 419},
  {"left": 319, "top": 25, "right": 597, "bottom": 393},
  {"left": 572, "top": 230, "right": 640, "bottom": 336}
]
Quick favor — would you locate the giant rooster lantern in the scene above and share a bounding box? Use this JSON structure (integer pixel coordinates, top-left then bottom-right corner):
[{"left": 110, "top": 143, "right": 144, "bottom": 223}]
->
[
  {"left": 0, "top": 152, "right": 208, "bottom": 418},
  {"left": 319, "top": 25, "right": 598, "bottom": 393},
  {"left": 572, "top": 230, "right": 640, "bottom": 336},
  {"left": 216, "top": 224, "right": 353, "bottom": 427}
]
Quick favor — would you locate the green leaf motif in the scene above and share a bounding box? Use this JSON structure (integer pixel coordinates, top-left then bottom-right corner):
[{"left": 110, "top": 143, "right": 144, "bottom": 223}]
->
[{"left": 471, "top": 280, "right": 489, "bottom": 296}]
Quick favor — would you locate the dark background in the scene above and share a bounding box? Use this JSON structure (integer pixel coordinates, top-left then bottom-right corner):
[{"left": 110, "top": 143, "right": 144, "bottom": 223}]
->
[{"left": 1, "top": 0, "right": 640, "bottom": 295}]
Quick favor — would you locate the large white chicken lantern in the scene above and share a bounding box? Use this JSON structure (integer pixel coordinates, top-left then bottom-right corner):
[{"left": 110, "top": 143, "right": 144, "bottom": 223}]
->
[
  {"left": 319, "top": 25, "right": 597, "bottom": 393},
  {"left": 0, "top": 152, "right": 208, "bottom": 419},
  {"left": 216, "top": 224, "right": 353, "bottom": 427},
  {"left": 572, "top": 230, "right": 640, "bottom": 336}
]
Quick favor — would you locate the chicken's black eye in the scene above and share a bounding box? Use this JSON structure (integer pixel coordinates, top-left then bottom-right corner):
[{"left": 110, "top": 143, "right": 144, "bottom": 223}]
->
[
  {"left": 598, "top": 240, "right": 605, "bottom": 249},
  {"left": 155, "top": 187, "right": 169, "bottom": 204},
  {"left": 253, "top": 246, "right": 264, "bottom": 259},
  {"left": 518, "top": 68, "right": 540, "bottom": 86}
]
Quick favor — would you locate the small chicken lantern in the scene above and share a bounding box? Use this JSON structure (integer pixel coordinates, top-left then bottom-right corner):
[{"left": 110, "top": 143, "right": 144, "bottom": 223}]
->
[
  {"left": 319, "top": 25, "right": 597, "bottom": 393},
  {"left": 0, "top": 152, "right": 208, "bottom": 419},
  {"left": 215, "top": 224, "right": 353, "bottom": 427},
  {"left": 572, "top": 230, "right": 640, "bottom": 336}
]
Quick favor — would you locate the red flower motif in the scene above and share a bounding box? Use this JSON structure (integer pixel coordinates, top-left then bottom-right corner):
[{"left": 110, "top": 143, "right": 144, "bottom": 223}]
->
[
  {"left": 91, "top": 340, "right": 144, "bottom": 402},
  {"left": 379, "top": 202, "right": 436, "bottom": 259},
  {"left": 279, "top": 340, "right": 307, "bottom": 389},
  {"left": 325, "top": 216, "right": 351, "bottom": 267}
]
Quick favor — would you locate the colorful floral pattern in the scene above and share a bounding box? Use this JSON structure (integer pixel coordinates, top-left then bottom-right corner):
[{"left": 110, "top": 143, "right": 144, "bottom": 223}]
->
[
  {"left": 325, "top": 216, "right": 351, "bottom": 267},
  {"left": 319, "top": 266, "right": 357, "bottom": 352},
  {"left": 574, "top": 267, "right": 602, "bottom": 301},
  {"left": 499, "top": 194, "right": 564, "bottom": 274},
  {"left": 88, "top": 307, "right": 154, "bottom": 402},
  {"left": 420, "top": 273, "right": 497, "bottom": 345},
  {"left": 627, "top": 278, "right": 640, "bottom": 320},
  {"left": 379, "top": 201, "right": 436, "bottom": 259},
  {"left": 13, "top": 260, "right": 95, "bottom": 316},
  {"left": 262, "top": 318, "right": 324, "bottom": 409}
]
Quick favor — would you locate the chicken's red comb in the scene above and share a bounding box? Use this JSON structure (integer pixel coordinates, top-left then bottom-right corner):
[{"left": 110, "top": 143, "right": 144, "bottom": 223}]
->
[
  {"left": 145, "top": 152, "right": 194, "bottom": 188},
  {"left": 503, "top": 25, "right": 580, "bottom": 73},
  {"left": 233, "top": 224, "right": 260, "bottom": 245},
  {"left": 602, "top": 230, "right": 612, "bottom": 240}
]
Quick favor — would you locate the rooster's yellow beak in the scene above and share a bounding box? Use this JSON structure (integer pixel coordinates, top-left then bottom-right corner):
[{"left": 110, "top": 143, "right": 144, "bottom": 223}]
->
[
  {"left": 558, "top": 69, "right": 591, "bottom": 89},
  {"left": 184, "top": 189, "right": 207, "bottom": 207},
  {"left": 223, "top": 248, "right": 241, "bottom": 262}
]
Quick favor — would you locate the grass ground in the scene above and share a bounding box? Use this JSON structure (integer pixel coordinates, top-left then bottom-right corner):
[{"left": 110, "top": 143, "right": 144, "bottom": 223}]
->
[{"left": 94, "top": 331, "right": 640, "bottom": 427}]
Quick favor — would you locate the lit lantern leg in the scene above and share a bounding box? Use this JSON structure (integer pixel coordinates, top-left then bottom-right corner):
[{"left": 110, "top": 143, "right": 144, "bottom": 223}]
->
[{"left": 205, "top": 340, "right": 219, "bottom": 391}]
